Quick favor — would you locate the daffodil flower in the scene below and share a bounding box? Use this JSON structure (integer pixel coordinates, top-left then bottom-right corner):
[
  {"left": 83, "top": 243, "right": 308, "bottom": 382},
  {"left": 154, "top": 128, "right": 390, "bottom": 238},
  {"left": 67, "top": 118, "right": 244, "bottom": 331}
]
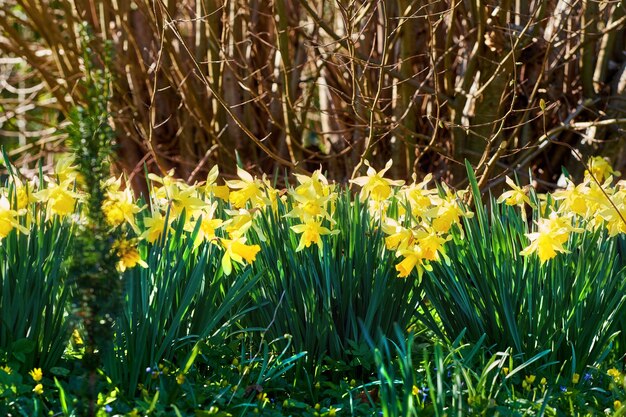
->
[
  {"left": 140, "top": 211, "right": 172, "bottom": 243},
  {"left": 497, "top": 176, "right": 533, "bottom": 208},
  {"left": 219, "top": 237, "right": 261, "bottom": 275},
  {"left": 0, "top": 195, "right": 29, "bottom": 238},
  {"left": 350, "top": 159, "right": 404, "bottom": 202},
  {"left": 520, "top": 213, "right": 583, "bottom": 263},
  {"left": 226, "top": 167, "right": 269, "bottom": 209},
  {"left": 290, "top": 219, "right": 338, "bottom": 251},
  {"left": 204, "top": 165, "right": 230, "bottom": 201},
  {"left": 112, "top": 239, "right": 147, "bottom": 272}
]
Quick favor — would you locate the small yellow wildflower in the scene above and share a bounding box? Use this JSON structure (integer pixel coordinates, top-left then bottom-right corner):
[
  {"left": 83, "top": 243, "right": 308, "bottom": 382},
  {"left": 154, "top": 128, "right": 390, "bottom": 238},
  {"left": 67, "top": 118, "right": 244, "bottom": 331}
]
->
[
  {"left": 102, "top": 177, "right": 144, "bottom": 232},
  {"left": 572, "top": 373, "right": 580, "bottom": 384},
  {"left": 35, "top": 181, "right": 81, "bottom": 219},
  {"left": 176, "top": 374, "right": 185, "bottom": 385},
  {"left": 615, "top": 400, "right": 622, "bottom": 410},
  {"left": 33, "top": 383, "right": 44, "bottom": 395},
  {"left": 412, "top": 385, "right": 420, "bottom": 396},
  {"left": 140, "top": 211, "right": 172, "bottom": 243},
  {"left": 29, "top": 368, "right": 43, "bottom": 382},
  {"left": 1, "top": 365, "right": 11, "bottom": 374},
  {"left": 608, "top": 368, "right": 622, "bottom": 381},
  {"left": 398, "top": 173, "right": 435, "bottom": 219}
]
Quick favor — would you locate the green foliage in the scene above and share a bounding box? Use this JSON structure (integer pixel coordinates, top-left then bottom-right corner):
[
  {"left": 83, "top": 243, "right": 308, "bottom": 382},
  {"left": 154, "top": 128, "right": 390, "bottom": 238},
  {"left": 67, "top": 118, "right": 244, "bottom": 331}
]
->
[
  {"left": 0, "top": 153, "right": 72, "bottom": 372},
  {"left": 419, "top": 162, "right": 626, "bottom": 376},
  {"left": 244, "top": 189, "right": 421, "bottom": 373},
  {"left": 65, "top": 25, "right": 119, "bottom": 373},
  {"left": 104, "top": 211, "right": 261, "bottom": 395}
]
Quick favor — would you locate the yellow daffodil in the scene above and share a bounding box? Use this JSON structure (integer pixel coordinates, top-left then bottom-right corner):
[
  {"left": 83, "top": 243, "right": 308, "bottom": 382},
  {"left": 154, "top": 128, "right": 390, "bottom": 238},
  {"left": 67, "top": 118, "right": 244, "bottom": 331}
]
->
[
  {"left": 219, "top": 237, "right": 261, "bottom": 275},
  {"left": 184, "top": 203, "right": 223, "bottom": 248},
  {"left": 416, "top": 228, "right": 449, "bottom": 261},
  {"left": 226, "top": 167, "right": 269, "bottom": 209},
  {"left": 290, "top": 219, "right": 338, "bottom": 251},
  {"left": 395, "top": 245, "right": 432, "bottom": 279},
  {"left": 293, "top": 170, "right": 334, "bottom": 200},
  {"left": 285, "top": 192, "right": 334, "bottom": 224},
  {"left": 398, "top": 173, "right": 436, "bottom": 219},
  {"left": 222, "top": 208, "right": 266, "bottom": 241},
  {"left": 0, "top": 195, "right": 29, "bottom": 238},
  {"left": 49, "top": 154, "right": 79, "bottom": 185},
  {"left": 585, "top": 156, "right": 620, "bottom": 183},
  {"left": 552, "top": 180, "right": 591, "bottom": 217},
  {"left": 204, "top": 165, "right": 230, "bottom": 201},
  {"left": 520, "top": 212, "right": 583, "bottom": 263},
  {"left": 497, "top": 176, "right": 533, "bottom": 207},
  {"left": 102, "top": 177, "right": 144, "bottom": 232},
  {"left": 112, "top": 239, "right": 147, "bottom": 272},
  {"left": 140, "top": 211, "right": 172, "bottom": 243},
  {"left": 35, "top": 180, "right": 82, "bottom": 219},
  {"left": 381, "top": 218, "right": 413, "bottom": 251},
  {"left": 9, "top": 177, "right": 37, "bottom": 212},
  {"left": 350, "top": 159, "right": 404, "bottom": 202},
  {"left": 427, "top": 189, "right": 472, "bottom": 234}
]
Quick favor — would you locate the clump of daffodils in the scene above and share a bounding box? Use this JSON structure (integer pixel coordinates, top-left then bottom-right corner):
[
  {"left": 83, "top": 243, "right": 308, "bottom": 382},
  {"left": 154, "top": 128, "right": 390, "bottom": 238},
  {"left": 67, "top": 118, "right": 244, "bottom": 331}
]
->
[
  {"left": 497, "top": 156, "right": 626, "bottom": 263},
  {"left": 2, "top": 153, "right": 624, "bottom": 278}
]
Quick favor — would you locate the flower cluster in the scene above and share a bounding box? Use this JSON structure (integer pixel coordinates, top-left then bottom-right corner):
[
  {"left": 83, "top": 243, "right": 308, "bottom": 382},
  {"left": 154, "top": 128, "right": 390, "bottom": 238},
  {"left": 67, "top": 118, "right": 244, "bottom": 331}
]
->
[
  {"left": 2, "top": 155, "right": 625, "bottom": 277},
  {"left": 497, "top": 156, "right": 626, "bottom": 263}
]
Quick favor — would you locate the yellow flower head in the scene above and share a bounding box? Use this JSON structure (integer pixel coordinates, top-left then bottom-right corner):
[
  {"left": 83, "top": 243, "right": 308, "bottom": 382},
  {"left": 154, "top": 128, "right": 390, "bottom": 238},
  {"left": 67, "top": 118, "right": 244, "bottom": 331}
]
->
[
  {"left": 33, "top": 383, "right": 44, "bottom": 395},
  {"left": 291, "top": 220, "right": 338, "bottom": 251},
  {"left": 103, "top": 177, "right": 144, "bottom": 232},
  {"left": 112, "top": 239, "right": 147, "bottom": 272},
  {"left": 520, "top": 212, "right": 583, "bottom": 263},
  {"left": 226, "top": 167, "right": 269, "bottom": 209},
  {"left": 552, "top": 180, "right": 591, "bottom": 218},
  {"left": 219, "top": 237, "right": 261, "bottom": 275},
  {"left": 185, "top": 203, "right": 223, "bottom": 248},
  {"left": 204, "top": 165, "right": 230, "bottom": 201},
  {"left": 0, "top": 195, "right": 29, "bottom": 239},
  {"left": 428, "top": 189, "right": 472, "bottom": 234},
  {"left": 497, "top": 176, "right": 533, "bottom": 208},
  {"left": 29, "top": 368, "right": 43, "bottom": 382},
  {"left": 350, "top": 159, "right": 404, "bottom": 202},
  {"left": 395, "top": 245, "right": 432, "bottom": 279},
  {"left": 34, "top": 181, "right": 82, "bottom": 219},
  {"left": 399, "top": 173, "right": 436, "bottom": 219},
  {"left": 140, "top": 211, "right": 172, "bottom": 243},
  {"left": 586, "top": 156, "right": 620, "bottom": 183}
]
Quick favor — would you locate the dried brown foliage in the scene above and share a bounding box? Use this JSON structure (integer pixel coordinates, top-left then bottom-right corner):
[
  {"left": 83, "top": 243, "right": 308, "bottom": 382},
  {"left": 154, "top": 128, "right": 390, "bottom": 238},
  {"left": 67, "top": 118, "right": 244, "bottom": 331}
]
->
[{"left": 1, "top": 0, "right": 625, "bottom": 191}]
